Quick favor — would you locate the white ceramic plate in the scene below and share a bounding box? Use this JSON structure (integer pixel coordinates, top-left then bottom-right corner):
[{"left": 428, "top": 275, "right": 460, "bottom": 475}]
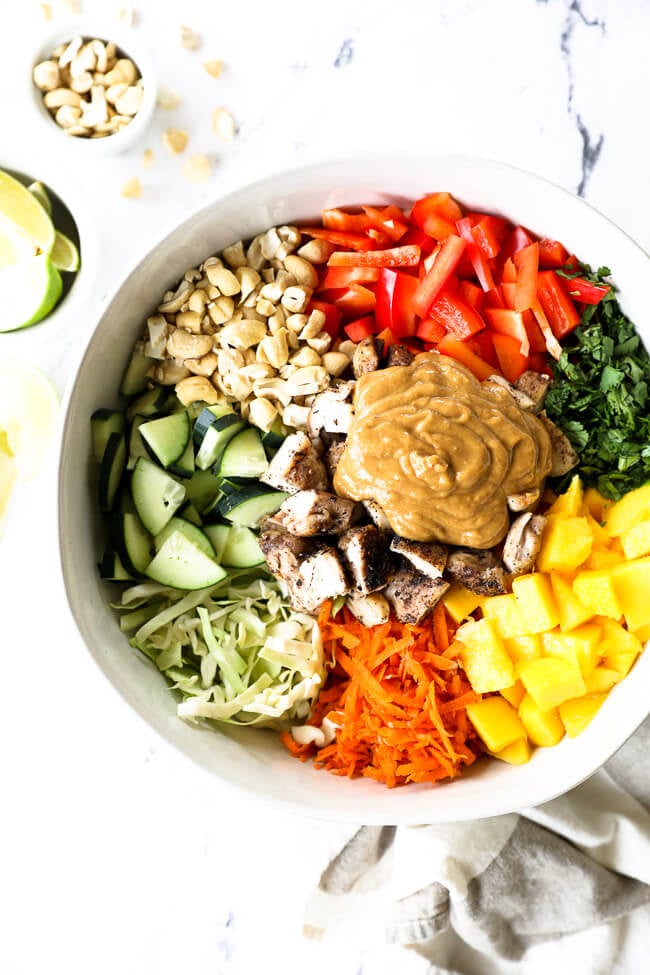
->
[{"left": 58, "top": 153, "right": 650, "bottom": 824}]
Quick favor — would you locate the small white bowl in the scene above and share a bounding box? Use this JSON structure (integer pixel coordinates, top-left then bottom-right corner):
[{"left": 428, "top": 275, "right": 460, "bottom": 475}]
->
[
  {"left": 28, "top": 17, "right": 157, "bottom": 156},
  {"left": 58, "top": 154, "right": 650, "bottom": 824}
]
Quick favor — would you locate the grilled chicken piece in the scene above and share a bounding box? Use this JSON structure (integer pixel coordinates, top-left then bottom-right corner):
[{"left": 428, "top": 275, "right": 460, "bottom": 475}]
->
[
  {"left": 346, "top": 592, "right": 390, "bottom": 627},
  {"left": 352, "top": 336, "right": 380, "bottom": 378},
  {"left": 286, "top": 544, "right": 348, "bottom": 613},
  {"left": 502, "top": 513, "right": 547, "bottom": 575},
  {"left": 386, "top": 344, "right": 414, "bottom": 368},
  {"left": 384, "top": 561, "right": 450, "bottom": 624},
  {"left": 269, "top": 490, "right": 357, "bottom": 536},
  {"left": 258, "top": 531, "right": 314, "bottom": 580},
  {"left": 362, "top": 498, "right": 392, "bottom": 530},
  {"left": 485, "top": 374, "right": 536, "bottom": 412},
  {"left": 538, "top": 413, "right": 580, "bottom": 476},
  {"left": 337, "top": 525, "right": 392, "bottom": 594},
  {"left": 390, "top": 536, "right": 447, "bottom": 579},
  {"left": 307, "top": 383, "right": 355, "bottom": 439},
  {"left": 507, "top": 487, "right": 542, "bottom": 513},
  {"left": 260, "top": 431, "right": 328, "bottom": 494},
  {"left": 514, "top": 371, "right": 551, "bottom": 413},
  {"left": 445, "top": 548, "right": 508, "bottom": 596},
  {"left": 325, "top": 440, "right": 347, "bottom": 481}
]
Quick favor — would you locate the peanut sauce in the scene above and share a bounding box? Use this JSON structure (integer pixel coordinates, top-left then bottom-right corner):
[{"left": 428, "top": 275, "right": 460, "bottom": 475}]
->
[{"left": 333, "top": 354, "right": 552, "bottom": 548}]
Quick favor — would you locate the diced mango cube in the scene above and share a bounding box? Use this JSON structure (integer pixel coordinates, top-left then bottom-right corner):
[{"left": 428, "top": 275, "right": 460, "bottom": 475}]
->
[
  {"left": 573, "top": 569, "right": 622, "bottom": 620},
  {"left": 620, "top": 520, "right": 650, "bottom": 560},
  {"left": 559, "top": 693, "right": 607, "bottom": 737},
  {"left": 584, "top": 666, "right": 621, "bottom": 693},
  {"left": 442, "top": 583, "right": 483, "bottom": 623},
  {"left": 584, "top": 512, "right": 610, "bottom": 547},
  {"left": 501, "top": 679, "right": 525, "bottom": 708},
  {"left": 482, "top": 593, "right": 528, "bottom": 639},
  {"left": 493, "top": 737, "right": 532, "bottom": 765},
  {"left": 504, "top": 634, "right": 542, "bottom": 661},
  {"left": 550, "top": 573, "right": 594, "bottom": 631},
  {"left": 541, "top": 622, "right": 602, "bottom": 677},
  {"left": 536, "top": 515, "right": 593, "bottom": 573},
  {"left": 604, "top": 483, "right": 650, "bottom": 537},
  {"left": 582, "top": 486, "right": 613, "bottom": 522},
  {"left": 633, "top": 623, "right": 650, "bottom": 644},
  {"left": 547, "top": 474, "right": 583, "bottom": 516},
  {"left": 584, "top": 548, "right": 625, "bottom": 571},
  {"left": 456, "top": 618, "right": 516, "bottom": 692},
  {"left": 466, "top": 697, "right": 526, "bottom": 752},
  {"left": 517, "top": 657, "right": 586, "bottom": 712},
  {"left": 599, "top": 618, "right": 643, "bottom": 678},
  {"left": 518, "top": 693, "right": 565, "bottom": 746},
  {"left": 611, "top": 557, "right": 650, "bottom": 629},
  {"left": 512, "top": 573, "right": 559, "bottom": 633}
]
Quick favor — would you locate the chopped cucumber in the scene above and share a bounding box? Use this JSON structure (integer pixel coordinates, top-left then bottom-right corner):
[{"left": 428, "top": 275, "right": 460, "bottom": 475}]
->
[
  {"left": 144, "top": 530, "right": 227, "bottom": 590},
  {"left": 185, "top": 467, "right": 222, "bottom": 512},
  {"left": 131, "top": 456, "right": 186, "bottom": 535},
  {"left": 112, "top": 511, "right": 154, "bottom": 575},
  {"left": 261, "top": 417, "right": 286, "bottom": 453},
  {"left": 125, "top": 385, "right": 168, "bottom": 422},
  {"left": 168, "top": 435, "right": 195, "bottom": 479},
  {"left": 217, "top": 485, "right": 289, "bottom": 528},
  {"left": 91, "top": 410, "right": 126, "bottom": 464},
  {"left": 140, "top": 410, "right": 190, "bottom": 468},
  {"left": 178, "top": 501, "right": 202, "bottom": 526},
  {"left": 98, "top": 431, "right": 127, "bottom": 512},
  {"left": 220, "top": 524, "right": 265, "bottom": 567},
  {"left": 218, "top": 427, "right": 269, "bottom": 479},
  {"left": 193, "top": 404, "right": 234, "bottom": 444},
  {"left": 195, "top": 413, "right": 246, "bottom": 470},
  {"left": 120, "top": 342, "right": 154, "bottom": 398},
  {"left": 202, "top": 523, "right": 230, "bottom": 562},
  {"left": 127, "top": 414, "right": 151, "bottom": 470},
  {"left": 99, "top": 545, "right": 134, "bottom": 582},
  {"left": 154, "top": 516, "right": 215, "bottom": 558}
]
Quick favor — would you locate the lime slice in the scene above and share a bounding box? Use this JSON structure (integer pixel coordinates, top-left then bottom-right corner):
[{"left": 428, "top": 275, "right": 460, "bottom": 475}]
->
[
  {"left": 50, "top": 230, "right": 80, "bottom": 272},
  {"left": 0, "top": 214, "right": 35, "bottom": 270},
  {"left": 0, "top": 360, "right": 59, "bottom": 481},
  {"left": 0, "top": 429, "right": 17, "bottom": 527},
  {"left": 0, "top": 254, "right": 63, "bottom": 332},
  {"left": 27, "top": 180, "right": 52, "bottom": 216},
  {"left": 0, "top": 170, "right": 55, "bottom": 256}
]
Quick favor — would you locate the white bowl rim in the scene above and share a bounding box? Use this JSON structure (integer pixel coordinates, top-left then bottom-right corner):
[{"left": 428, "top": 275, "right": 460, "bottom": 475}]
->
[{"left": 57, "top": 151, "right": 650, "bottom": 824}]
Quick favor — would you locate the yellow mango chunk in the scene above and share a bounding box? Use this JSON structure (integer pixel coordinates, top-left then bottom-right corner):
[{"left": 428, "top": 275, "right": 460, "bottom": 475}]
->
[
  {"left": 573, "top": 569, "right": 622, "bottom": 620},
  {"left": 582, "top": 486, "right": 613, "bottom": 522},
  {"left": 456, "top": 618, "right": 516, "bottom": 692},
  {"left": 501, "top": 680, "right": 525, "bottom": 708},
  {"left": 541, "top": 622, "right": 602, "bottom": 677},
  {"left": 633, "top": 623, "right": 650, "bottom": 644},
  {"left": 604, "top": 483, "right": 650, "bottom": 537},
  {"left": 547, "top": 474, "right": 583, "bottom": 516},
  {"left": 584, "top": 548, "right": 625, "bottom": 571},
  {"left": 482, "top": 593, "right": 528, "bottom": 639},
  {"left": 599, "top": 619, "right": 642, "bottom": 678},
  {"left": 584, "top": 512, "right": 610, "bottom": 547},
  {"left": 442, "top": 583, "right": 482, "bottom": 623},
  {"left": 620, "top": 520, "right": 650, "bottom": 560},
  {"left": 517, "top": 657, "right": 586, "bottom": 712},
  {"left": 536, "top": 515, "right": 593, "bottom": 573},
  {"left": 550, "top": 573, "right": 594, "bottom": 631},
  {"left": 519, "top": 693, "right": 565, "bottom": 746},
  {"left": 504, "top": 633, "right": 542, "bottom": 661},
  {"left": 512, "top": 573, "right": 559, "bottom": 633},
  {"left": 611, "top": 558, "right": 650, "bottom": 629},
  {"left": 493, "top": 737, "right": 532, "bottom": 765},
  {"left": 584, "top": 666, "right": 621, "bottom": 693},
  {"left": 559, "top": 693, "right": 607, "bottom": 737},
  {"left": 466, "top": 697, "right": 526, "bottom": 752}
]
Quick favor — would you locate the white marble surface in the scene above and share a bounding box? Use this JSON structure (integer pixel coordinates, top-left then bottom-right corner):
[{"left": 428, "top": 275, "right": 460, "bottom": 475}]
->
[{"left": 1, "top": 1, "right": 649, "bottom": 972}]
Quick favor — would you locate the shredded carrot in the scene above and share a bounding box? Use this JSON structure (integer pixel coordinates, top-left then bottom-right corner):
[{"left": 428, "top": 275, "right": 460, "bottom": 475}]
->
[{"left": 282, "top": 605, "right": 483, "bottom": 787}]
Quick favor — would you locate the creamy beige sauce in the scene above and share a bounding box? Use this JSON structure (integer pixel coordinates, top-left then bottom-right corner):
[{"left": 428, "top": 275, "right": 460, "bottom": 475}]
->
[{"left": 333, "top": 353, "right": 552, "bottom": 548}]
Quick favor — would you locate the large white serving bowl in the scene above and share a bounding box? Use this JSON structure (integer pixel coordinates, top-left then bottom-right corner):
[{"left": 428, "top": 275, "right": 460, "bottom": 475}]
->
[{"left": 58, "top": 154, "right": 650, "bottom": 824}]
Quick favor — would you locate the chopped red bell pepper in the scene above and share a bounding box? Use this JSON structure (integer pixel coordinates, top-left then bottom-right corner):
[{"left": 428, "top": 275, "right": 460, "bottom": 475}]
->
[
  {"left": 501, "top": 257, "right": 517, "bottom": 284},
  {"left": 335, "top": 283, "right": 377, "bottom": 317},
  {"left": 343, "top": 315, "right": 379, "bottom": 342},
  {"left": 299, "top": 226, "right": 377, "bottom": 251},
  {"left": 416, "top": 317, "right": 447, "bottom": 343},
  {"left": 471, "top": 215, "right": 508, "bottom": 259},
  {"left": 309, "top": 299, "right": 341, "bottom": 339},
  {"left": 321, "top": 208, "right": 370, "bottom": 233},
  {"left": 410, "top": 192, "right": 464, "bottom": 229},
  {"left": 436, "top": 334, "right": 495, "bottom": 381},
  {"left": 362, "top": 205, "right": 409, "bottom": 242},
  {"left": 459, "top": 279, "right": 484, "bottom": 311},
  {"left": 501, "top": 225, "right": 535, "bottom": 259},
  {"left": 422, "top": 213, "right": 459, "bottom": 240},
  {"left": 320, "top": 266, "right": 380, "bottom": 290},
  {"left": 328, "top": 245, "right": 421, "bottom": 268},
  {"left": 536, "top": 270, "right": 581, "bottom": 338},
  {"left": 491, "top": 332, "right": 530, "bottom": 382},
  {"left": 522, "top": 309, "right": 548, "bottom": 354},
  {"left": 484, "top": 308, "right": 530, "bottom": 356},
  {"left": 375, "top": 269, "right": 419, "bottom": 338},
  {"left": 374, "top": 326, "right": 398, "bottom": 348},
  {"left": 413, "top": 235, "right": 466, "bottom": 317},
  {"left": 427, "top": 287, "right": 486, "bottom": 340},
  {"left": 399, "top": 226, "right": 437, "bottom": 255},
  {"left": 467, "top": 329, "right": 499, "bottom": 369},
  {"left": 483, "top": 287, "right": 506, "bottom": 309},
  {"left": 538, "top": 237, "right": 570, "bottom": 269},
  {"left": 560, "top": 274, "right": 611, "bottom": 304},
  {"left": 513, "top": 242, "right": 539, "bottom": 312},
  {"left": 456, "top": 217, "right": 495, "bottom": 292}
]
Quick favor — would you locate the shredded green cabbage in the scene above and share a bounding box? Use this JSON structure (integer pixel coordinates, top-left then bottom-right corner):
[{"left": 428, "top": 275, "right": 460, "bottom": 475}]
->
[{"left": 114, "top": 572, "right": 324, "bottom": 727}]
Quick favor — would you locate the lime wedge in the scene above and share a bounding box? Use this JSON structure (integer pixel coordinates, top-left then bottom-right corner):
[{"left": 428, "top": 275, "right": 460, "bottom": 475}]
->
[
  {"left": 0, "top": 429, "right": 17, "bottom": 528},
  {"left": 50, "top": 230, "right": 80, "bottom": 272},
  {"left": 0, "top": 360, "right": 59, "bottom": 481},
  {"left": 0, "top": 214, "right": 35, "bottom": 270},
  {"left": 0, "top": 254, "right": 63, "bottom": 332},
  {"left": 0, "top": 170, "right": 55, "bottom": 256},
  {"left": 27, "top": 180, "right": 52, "bottom": 216}
]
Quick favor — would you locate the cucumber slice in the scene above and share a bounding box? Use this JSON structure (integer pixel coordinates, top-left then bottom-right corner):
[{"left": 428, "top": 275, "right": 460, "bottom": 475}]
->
[
  {"left": 219, "top": 476, "right": 256, "bottom": 495},
  {"left": 179, "top": 501, "right": 202, "bottom": 526},
  {"left": 168, "top": 436, "right": 195, "bottom": 479},
  {"left": 218, "top": 427, "right": 269, "bottom": 479},
  {"left": 193, "top": 404, "right": 234, "bottom": 444},
  {"left": 202, "top": 523, "right": 230, "bottom": 562},
  {"left": 120, "top": 342, "right": 154, "bottom": 398},
  {"left": 99, "top": 545, "right": 134, "bottom": 582},
  {"left": 126, "top": 385, "right": 168, "bottom": 422},
  {"left": 98, "top": 432, "right": 127, "bottom": 512},
  {"left": 220, "top": 524, "right": 265, "bottom": 567},
  {"left": 195, "top": 413, "right": 246, "bottom": 470},
  {"left": 91, "top": 409, "right": 126, "bottom": 463},
  {"left": 261, "top": 417, "right": 286, "bottom": 453},
  {"left": 217, "top": 485, "right": 289, "bottom": 528},
  {"left": 131, "top": 456, "right": 186, "bottom": 535},
  {"left": 185, "top": 467, "right": 222, "bottom": 512},
  {"left": 127, "top": 414, "right": 151, "bottom": 470},
  {"left": 140, "top": 410, "right": 190, "bottom": 468},
  {"left": 154, "top": 516, "right": 215, "bottom": 558},
  {"left": 145, "top": 530, "right": 227, "bottom": 590},
  {"left": 112, "top": 511, "right": 154, "bottom": 575}
]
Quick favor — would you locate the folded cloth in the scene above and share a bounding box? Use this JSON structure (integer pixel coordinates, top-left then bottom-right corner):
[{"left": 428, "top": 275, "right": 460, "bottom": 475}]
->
[{"left": 303, "top": 716, "right": 650, "bottom": 975}]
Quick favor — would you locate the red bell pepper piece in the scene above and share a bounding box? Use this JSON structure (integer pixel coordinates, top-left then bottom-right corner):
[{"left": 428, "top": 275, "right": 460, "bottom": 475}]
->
[
  {"left": 560, "top": 275, "right": 611, "bottom": 304},
  {"left": 500, "top": 282, "right": 517, "bottom": 309},
  {"left": 483, "top": 287, "right": 506, "bottom": 309},
  {"left": 413, "top": 235, "right": 466, "bottom": 317},
  {"left": 421, "top": 213, "right": 459, "bottom": 241},
  {"left": 362, "top": 205, "right": 409, "bottom": 242},
  {"left": 328, "top": 245, "right": 421, "bottom": 268},
  {"left": 427, "top": 287, "right": 486, "bottom": 340},
  {"left": 437, "top": 334, "right": 495, "bottom": 381},
  {"left": 456, "top": 217, "right": 495, "bottom": 292},
  {"left": 416, "top": 317, "right": 447, "bottom": 343},
  {"left": 375, "top": 269, "right": 419, "bottom": 338},
  {"left": 501, "top": 225, "right": 535, "bottom": 259},
  {"left": 335, "top": 283, "right": 377, "bottom": 317},
  {"left": 501, "top": 257, "right": 517, "bottom": 284},
  {"left": 299, "top": 226, "right": 377, "bottom": 251},
  {"left": 522, "top": 309, "right": 547, "bottom": 354},
  {"left": 471, "top": 215, "right": 507, "bottom": 259},
  {"left": 538, "top": 237, "right": 570, "bottom": 269},
  {"left": 399, "top": 226, "right": 437, "bottom": 256},
  {"left": 374, "top": 326, "right": 398, "bottom": 348},
  {"left": 459, "top": 279, "right": 484, "bottom": 311},
  {"left": 343, "top": 315, "right": 379, "bottom": 342},
  {"left": 309, "top": 300, "right": 341, "bottom": 339},
  {"left": 484, "top": 308, "right": 530, "bottom": 356},
  {"left": 491, "top": 332, "right": 530, "bottom": 382},
  {"left": 536, "top": 270, "right": 581, "bottom": 338},
  {"left": 513, "top": 242, "right": 539, "bottom": 312},
  {"left": 320, "top": 266, "right": 380, "bottom": 290},
  {"left": 321, "top": 208, "right": 370, "bottom": 233},
  {"left": 467, "top": 329, "right": 499, "bottom": 369},
  {"left": 410, "top": 192, "right": 464, "bottom": 229}
]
